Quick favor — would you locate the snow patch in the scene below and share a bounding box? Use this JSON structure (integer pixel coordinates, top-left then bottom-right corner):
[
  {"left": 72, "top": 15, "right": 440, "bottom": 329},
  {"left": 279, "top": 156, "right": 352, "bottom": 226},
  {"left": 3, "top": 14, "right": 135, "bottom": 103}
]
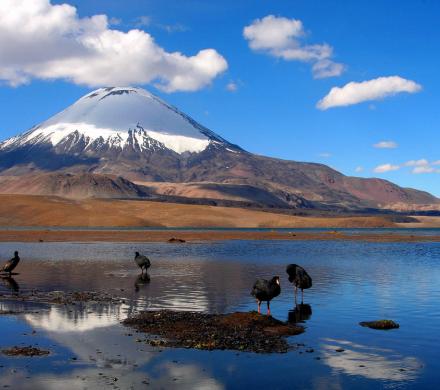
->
[{"left": 1, "top": 87, "right": 231, "bottom": 154}]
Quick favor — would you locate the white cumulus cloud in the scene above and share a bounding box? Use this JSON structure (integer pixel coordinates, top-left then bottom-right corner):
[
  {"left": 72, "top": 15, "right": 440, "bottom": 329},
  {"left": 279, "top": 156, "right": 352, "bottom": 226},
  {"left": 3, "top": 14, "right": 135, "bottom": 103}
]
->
[
  {"left": 0, "top": 0, "right": 227, "bottom": 92},
  {"left": 243, "top": 15, "right": 344, "bottom": 79},
  {"left": 374, "top": 141, "right": 398, "bottom": 149},
  {"left": 404, "top": 159, "right": 429, "bottom": 167},
  {"left": 373, "top": 164, "right": 400, "bottom": 173},
  {"left": 317, "top": 76, "right": 422, "bottom": 110},
  {"left": 412, "top": 166, "right": 435, "bottom": 174},
  {"left": 373, "top": 158, "right": 440, "bottom": 175}
]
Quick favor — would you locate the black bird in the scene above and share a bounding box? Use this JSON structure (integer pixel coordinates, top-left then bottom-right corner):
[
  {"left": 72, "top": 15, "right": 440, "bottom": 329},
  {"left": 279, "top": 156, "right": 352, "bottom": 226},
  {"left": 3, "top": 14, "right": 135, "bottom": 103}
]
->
[
  {"left": 286, "top": 264, "right": 312, "bottom": 303},
  {"left": 1, "top": 251, "right": 20, "bottom": 276},
  {"left": 134, "top": 252, "right": 151, "bottom": 274},
  {"left": 251, "top": 276, "right": 281, "bottom": 315}
]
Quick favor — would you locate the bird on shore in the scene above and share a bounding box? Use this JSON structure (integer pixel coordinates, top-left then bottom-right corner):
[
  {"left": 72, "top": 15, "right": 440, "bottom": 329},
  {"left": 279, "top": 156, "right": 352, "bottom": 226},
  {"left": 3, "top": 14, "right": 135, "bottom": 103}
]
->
[
  {"left": 1, "top": 251, "right": 20, "bottom": 276},
  {"left": 134, "top": 252, "right": 151, "bottom": 274},
  {"left": 251, "top": 276, "right": 281, "bottom": 315},
  {"left": 286, "top": 264, "right": 312, "bottom": 303}
]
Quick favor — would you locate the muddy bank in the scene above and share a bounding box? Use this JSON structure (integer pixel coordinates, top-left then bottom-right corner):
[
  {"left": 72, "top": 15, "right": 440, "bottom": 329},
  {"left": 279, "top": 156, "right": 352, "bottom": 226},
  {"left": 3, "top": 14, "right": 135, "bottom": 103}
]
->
[
  {"left": 123, "top": 310, "right": 304, "bottom": 353},
  {"left": 0, "top": 290, "right": 124, "bottom": 306},
  {"left": 0, "top": 229, "right": 439, "bottom": 243}
]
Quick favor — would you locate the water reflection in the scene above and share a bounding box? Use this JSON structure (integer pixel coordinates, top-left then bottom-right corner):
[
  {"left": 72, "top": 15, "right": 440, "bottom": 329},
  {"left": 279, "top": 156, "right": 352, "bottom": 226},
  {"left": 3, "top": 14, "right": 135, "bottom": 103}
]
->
[
  {"left": 321, "top": 338, "right": 422, "bottom": 382},
  {"left": 24, "top": 304, "right": 127, "bottom": 333},
  {"left": 0, "top": 240, "right": 439, "bottom": 389},
  {"left": 0, "top": 275, "right": 19, "bottom": 294},
  {"left": 0, "top": 363, "right": 224, "bottom": 390},
  {"left": 134, "top": 272, "right": 150, "bottom": 293},
  {"left": 288, "top": 303, "right": 312, "bottom": 323}
]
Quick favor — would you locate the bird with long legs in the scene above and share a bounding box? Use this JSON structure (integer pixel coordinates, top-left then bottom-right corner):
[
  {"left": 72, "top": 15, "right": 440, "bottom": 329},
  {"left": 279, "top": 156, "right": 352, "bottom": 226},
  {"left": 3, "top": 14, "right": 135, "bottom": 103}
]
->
[
  {"left": 251, "top": 276, "right": 280, "bottom": 315},
  {"left": 134, "top": 252, "right": 151, "bottom": 274},
  {"left": 286, "top": 264, "right": 312, "bottom": 303},
  {"left": 1, "top": 251, "right": 20, "bottom": 276}
]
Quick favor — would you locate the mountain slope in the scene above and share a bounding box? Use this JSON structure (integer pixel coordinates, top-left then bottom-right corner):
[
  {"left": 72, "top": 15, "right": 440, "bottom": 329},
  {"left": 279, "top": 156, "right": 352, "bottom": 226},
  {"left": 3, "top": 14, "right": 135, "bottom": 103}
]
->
[
  {"left": 0, "top": 173, "right": 148, "bottom": 199},
  {"left": 0, "top": 87, "right": 437, "bottom": 211}
]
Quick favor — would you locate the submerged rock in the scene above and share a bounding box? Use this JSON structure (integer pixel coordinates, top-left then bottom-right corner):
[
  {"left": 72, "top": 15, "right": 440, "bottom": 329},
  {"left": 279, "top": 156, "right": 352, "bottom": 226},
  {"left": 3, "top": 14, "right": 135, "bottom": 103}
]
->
[
  {"left": 168, "top": 237, "right": 186, "bottom": 243},
  {"left": 359, "top": 320, "right": 400, "bottom": 330},
  {"left": 123, "top": 310, "right": 304, "bottom": 353}
]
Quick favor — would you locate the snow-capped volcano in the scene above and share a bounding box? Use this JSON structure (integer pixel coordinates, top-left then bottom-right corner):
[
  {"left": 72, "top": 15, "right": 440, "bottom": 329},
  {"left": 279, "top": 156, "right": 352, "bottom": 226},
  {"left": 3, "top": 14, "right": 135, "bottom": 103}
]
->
[
  {"left": 1, "top": 87, "right": 234, "bottom": 155},
  {"left": 0, "top": 87, "right": 438, "bottom": 211}
]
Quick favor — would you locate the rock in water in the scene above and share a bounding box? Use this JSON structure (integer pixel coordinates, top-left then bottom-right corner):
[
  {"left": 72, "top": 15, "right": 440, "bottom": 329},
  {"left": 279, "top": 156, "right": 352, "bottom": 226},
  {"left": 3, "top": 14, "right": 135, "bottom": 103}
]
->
[{"left": 359, "top": 320, "right": 400, "bottom": 330}]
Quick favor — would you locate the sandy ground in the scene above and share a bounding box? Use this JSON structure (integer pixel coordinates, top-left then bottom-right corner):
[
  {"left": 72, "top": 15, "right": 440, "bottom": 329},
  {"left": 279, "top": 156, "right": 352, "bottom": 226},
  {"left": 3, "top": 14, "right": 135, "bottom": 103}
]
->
[
  {"left": 0, "top": 195, "right": 439, "bottom": 244},
  {"left": 0, "top": 194, "right": 422, "bottom": 229}
]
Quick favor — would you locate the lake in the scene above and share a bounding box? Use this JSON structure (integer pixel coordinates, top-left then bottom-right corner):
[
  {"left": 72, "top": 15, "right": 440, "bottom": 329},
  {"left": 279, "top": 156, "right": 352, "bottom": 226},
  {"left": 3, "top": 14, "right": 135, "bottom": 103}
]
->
[{"left": 1, "top": 240, "right": 439, "bottom": 389}]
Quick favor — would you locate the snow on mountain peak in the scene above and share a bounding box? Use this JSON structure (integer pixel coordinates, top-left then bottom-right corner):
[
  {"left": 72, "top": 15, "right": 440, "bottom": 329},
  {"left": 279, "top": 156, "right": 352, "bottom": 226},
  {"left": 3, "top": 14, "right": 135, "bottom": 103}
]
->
[{"left": 2, "top": 87, "right": 231, "bottom": 154}]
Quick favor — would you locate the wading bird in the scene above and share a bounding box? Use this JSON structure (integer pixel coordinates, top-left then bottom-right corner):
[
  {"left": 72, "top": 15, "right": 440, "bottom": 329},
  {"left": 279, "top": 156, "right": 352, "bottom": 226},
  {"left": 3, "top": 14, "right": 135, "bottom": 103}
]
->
[
  {"left": 134, "top": 252, "right": 151, "bottom": 274},
  {"left": 251, "top": 276, "right": 281, "bottom": 315},
  {"left": 286, "top": 264, "right": 312, "bottom": 303},
  {"left": 1, "top": 251, "right": 20, "bottom": 276}
]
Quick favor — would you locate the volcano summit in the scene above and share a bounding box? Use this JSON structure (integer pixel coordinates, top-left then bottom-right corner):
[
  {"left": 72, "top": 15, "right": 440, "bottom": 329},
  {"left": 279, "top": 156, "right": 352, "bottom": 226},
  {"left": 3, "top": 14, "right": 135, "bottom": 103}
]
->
[
  {"left": 0, "top": 87, "right": 438, "bottom": 211},
  {"left": 1, "top": 87, "right": 237, "bottom": 155}
]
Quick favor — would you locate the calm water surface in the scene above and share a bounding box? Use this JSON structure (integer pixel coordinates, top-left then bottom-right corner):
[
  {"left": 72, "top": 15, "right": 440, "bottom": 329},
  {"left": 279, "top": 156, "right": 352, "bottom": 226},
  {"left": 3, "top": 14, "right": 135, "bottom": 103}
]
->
[{"left": 0, "top": 240, "right": 439, "bottom": 389}]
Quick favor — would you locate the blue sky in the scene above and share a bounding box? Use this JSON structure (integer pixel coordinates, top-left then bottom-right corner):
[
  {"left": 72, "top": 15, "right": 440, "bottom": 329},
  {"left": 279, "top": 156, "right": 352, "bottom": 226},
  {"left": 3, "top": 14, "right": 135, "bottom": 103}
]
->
[{"left": 0, "top": 0, "right": 439, "bottom": 196}]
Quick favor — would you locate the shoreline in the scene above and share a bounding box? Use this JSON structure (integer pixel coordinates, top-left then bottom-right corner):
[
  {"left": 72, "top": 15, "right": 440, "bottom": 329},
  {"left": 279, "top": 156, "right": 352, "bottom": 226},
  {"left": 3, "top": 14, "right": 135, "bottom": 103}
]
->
[{"left": 0, "top": 229, "right": 439, "bottom": 243}]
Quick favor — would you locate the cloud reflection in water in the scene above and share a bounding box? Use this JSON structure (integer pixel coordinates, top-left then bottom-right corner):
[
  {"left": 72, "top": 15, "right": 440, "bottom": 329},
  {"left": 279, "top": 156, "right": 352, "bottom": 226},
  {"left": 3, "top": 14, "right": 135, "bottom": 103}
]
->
[{"left": 321, "top": 338, "right": 422, "bottom": 382}]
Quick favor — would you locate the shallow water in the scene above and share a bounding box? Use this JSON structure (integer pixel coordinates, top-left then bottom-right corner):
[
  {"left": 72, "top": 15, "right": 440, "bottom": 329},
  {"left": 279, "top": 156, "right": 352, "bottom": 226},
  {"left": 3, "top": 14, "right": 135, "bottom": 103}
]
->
[{"left": 0, "top": 240, "right": 439, "bottom": 389}]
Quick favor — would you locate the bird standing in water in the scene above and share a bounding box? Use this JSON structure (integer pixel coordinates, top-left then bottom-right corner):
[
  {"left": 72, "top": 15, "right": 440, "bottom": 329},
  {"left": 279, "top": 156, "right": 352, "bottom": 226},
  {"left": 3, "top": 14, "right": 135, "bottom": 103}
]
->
[
  {"left": 1, "top": 251, "right": 20, "bottom": 276},
  {"left": 286, "top": 264, "right": 312, "bottom": 303},
  {"left": 251, "top": 276, "right": 281, "bottom": 315},
  {"left": 134, "top": 252, "right": 151, "bottom": 274}
]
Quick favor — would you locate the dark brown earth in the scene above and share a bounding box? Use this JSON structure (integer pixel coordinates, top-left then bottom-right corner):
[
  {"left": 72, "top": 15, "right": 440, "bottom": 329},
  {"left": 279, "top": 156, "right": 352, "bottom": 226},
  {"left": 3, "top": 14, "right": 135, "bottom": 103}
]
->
[
  {"left": 0, "top": 290, "right": 124, "bottom": 305},
  {"left": 0, "top": 229, "right": 439, "bottom": 243},
  {"left": 1, "top": 346, "right": 50, "bottom": 357},
  {"left": 123, "top": 310, "right": 304, "bottom": 353}
]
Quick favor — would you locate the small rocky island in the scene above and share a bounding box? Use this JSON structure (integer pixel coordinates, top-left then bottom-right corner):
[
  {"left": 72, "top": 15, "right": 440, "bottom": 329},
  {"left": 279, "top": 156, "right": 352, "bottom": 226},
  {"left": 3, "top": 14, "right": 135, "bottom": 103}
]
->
[{"left": 123, "top": 310, "right": 304, "bottom": 353}]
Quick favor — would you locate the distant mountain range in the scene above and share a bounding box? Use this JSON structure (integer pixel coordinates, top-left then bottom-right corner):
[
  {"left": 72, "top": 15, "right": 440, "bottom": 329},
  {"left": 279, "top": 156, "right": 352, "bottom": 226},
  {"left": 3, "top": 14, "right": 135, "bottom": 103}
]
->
[{"left": 0, "top": 86, "right": 438, "bottom": 212}]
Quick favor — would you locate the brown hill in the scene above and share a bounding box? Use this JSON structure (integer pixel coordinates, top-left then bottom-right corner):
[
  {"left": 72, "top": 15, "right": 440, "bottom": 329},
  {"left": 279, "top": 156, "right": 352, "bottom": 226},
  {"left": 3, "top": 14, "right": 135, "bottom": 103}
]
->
[{"left": 0, "top": 173, "right": 147, "bottom": 199}]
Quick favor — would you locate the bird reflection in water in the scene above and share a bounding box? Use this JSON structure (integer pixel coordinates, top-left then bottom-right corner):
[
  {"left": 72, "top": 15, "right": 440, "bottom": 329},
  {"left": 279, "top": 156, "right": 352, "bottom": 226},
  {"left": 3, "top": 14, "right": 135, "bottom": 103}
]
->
[
  {"left": 134, "top": 272, "right": 150, "bottom": 292},
  {"left": 0, "top": 275, "right": 20, "bottom": 295},
  {"left": 288, "top": 303, "right": 312, "bottom": 324}
]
